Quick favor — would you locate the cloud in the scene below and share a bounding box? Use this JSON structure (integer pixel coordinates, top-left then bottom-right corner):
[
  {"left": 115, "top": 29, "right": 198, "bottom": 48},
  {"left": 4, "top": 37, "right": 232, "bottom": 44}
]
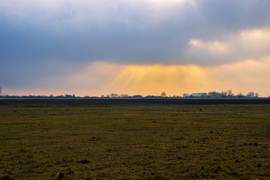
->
[
  {"left": 0, "top": 0, "right": 193, "bottom": 29},
  {"left": 185, "top": 28, "right": 270, "bottom": 65},
  {"left": 1, "top": 0, "right": 270, "bottom": 66},
  {"left": 188, "top": 39, "right": 229, "bottom": 54},
  {"left": 236, "top": 28, "right": 270, "bottom": 57},
  {"left": 1, "top": 0, "right": 270, "bottom": 95}
]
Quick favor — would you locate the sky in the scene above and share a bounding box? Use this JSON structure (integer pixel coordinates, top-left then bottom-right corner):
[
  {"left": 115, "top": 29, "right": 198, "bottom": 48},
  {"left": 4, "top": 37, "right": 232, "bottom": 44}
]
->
[{"left": 1, "top": 0, "right": 270, "bottom": 97}]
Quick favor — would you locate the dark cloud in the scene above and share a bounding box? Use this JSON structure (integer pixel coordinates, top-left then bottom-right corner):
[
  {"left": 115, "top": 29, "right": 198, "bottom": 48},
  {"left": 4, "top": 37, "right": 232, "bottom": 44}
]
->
[
  {"left": 1, "top": 0, "right": 270, "bottom": 64},
  {"left": 1, "top": 0, "right": 270, "bottom": 89},
  {"left": 198, "top": 0, "right": 270, "bottom": 29}
]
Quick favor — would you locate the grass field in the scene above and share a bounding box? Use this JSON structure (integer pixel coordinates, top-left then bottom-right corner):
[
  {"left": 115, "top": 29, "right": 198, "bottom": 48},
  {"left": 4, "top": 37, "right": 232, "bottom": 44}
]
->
[{"left": 0, "top": 101, "right": 270, "bottom": 179}]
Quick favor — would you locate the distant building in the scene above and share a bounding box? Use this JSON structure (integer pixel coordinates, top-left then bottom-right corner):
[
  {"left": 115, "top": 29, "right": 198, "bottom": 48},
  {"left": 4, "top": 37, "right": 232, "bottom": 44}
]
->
[
  {"left": 183, "top": 93, "right": 189, "bottom": 98},
  {"left": 191, "top": 93, "right": 207, "bottom": 97},
  {"left": 132, "top": 95, "right": 143, "bottom": 98},
  {"left": 0, "top": 87, "right": 2, "bottom": 95},
  {"left": 246, "top": 92, "right": 259, "bottom": 98},
  {"left": 208, "top": 91, "right": 222, "bottom": 98}
]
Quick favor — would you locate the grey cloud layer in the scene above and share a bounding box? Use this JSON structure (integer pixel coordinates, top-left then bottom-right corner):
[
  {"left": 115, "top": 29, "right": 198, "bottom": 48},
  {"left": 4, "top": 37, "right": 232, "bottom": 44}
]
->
[
  {"left": 1, "top": 0, "right": 270, "bottom": 88},
  {"left": 1, "top": 0, "right": 270, "bottom": 64}
]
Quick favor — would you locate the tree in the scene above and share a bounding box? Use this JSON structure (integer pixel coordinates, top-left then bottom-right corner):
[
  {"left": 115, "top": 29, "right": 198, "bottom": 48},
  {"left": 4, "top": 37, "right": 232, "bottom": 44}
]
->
[
  {"left": 120, "top": 94, "right": 129, "bottom": 98},
  {"left": 221, "top": 91, "right": 227, "bottom": 97},
  {"left": 227, "top": 90, "right": 233, "bottom": 97},
  {"left": 110, "top": 93, "right": 119, "bottom": 98},
  {"left": 237, "top": 92, "right": 244, "bottom": 97},
  {"left": 208, "top": 91, "right": 222, "bottom": 98},
  {"left": 246, "top": 92, "right": 255, "bottom": 97},
  {"left": 161, "top": 92, "right": 166, "bottom": 97}
]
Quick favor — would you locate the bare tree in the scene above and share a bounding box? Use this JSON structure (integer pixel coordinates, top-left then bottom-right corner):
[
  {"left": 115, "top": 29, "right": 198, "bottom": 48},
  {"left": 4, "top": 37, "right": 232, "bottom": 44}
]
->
[
  {"left": 227, "top": 90, "right": 233, "bottom": 97},
  {"left": 237, "top": 92, "right": 244, "bottom": 97},
  {"left": 110, "top": 93, "right": 119, "bottom": 98},
  {"left": 120, "top": 94, "right": 129, "bottom": 98},
  {"left": 161, "top": 92, "right": 166, "bottom": 97}
]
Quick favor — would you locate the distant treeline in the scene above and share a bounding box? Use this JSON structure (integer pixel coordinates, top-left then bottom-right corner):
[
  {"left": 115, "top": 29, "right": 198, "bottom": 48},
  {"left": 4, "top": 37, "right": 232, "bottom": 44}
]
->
[
  {"left": 0, "top": 90, "right": 265, "bottom": 98},
  {"left": 183, "top": 90, "right": 259, "bottom": 98}
]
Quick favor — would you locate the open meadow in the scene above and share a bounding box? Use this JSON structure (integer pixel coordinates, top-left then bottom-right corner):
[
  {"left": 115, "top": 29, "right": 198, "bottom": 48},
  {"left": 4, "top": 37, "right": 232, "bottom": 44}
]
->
[{"left": 0, "top": 99, "right": 270, "bottom": 179}]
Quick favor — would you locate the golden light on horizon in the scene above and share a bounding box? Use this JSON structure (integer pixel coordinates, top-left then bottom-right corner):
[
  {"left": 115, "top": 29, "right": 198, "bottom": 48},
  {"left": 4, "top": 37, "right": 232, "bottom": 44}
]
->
[
  {"left": 105, "top": 64, "right": 210, "bottom": 96},
  {"left": 4, "top": 56, "right": 270, "bottom": 97},
  {"left": 103, "top": 56, "right": 270, "bottom": 96}
]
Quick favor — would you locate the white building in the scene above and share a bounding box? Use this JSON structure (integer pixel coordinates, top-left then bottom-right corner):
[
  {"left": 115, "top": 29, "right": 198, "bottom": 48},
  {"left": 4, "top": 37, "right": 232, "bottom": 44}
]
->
[{"left": 191, "top": 93, "right": 207, "bottom": 97}]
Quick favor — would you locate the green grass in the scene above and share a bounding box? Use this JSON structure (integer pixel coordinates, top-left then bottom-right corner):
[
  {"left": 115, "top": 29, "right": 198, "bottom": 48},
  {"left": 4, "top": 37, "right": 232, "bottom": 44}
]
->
[{"left": 0, "top": 105, "right": 270, "bottom": 179}]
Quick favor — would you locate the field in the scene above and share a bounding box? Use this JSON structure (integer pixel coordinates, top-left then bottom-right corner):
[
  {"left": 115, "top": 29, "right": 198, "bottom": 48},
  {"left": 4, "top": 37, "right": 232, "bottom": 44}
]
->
[{"left": 0, "top": 99, "right": 270, "bottom": 179}]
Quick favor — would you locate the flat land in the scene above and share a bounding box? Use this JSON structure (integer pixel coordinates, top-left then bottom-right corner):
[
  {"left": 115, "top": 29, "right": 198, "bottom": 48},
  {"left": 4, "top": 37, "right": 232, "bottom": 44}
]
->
[{"left": 0, "top": 99, "right": 270, "bottom": 179}]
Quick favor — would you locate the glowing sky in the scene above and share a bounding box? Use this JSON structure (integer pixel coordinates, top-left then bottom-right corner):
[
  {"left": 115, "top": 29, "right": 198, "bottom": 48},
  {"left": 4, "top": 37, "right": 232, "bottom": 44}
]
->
[{"left": 1, "top": 0, "right": 270, "bottom": 96}]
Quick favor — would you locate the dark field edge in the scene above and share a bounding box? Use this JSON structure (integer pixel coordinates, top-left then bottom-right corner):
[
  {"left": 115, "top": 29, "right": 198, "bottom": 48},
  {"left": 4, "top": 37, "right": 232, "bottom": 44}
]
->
[{"left": 1, "top": 98, "right": 270, "bottom": 107}]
